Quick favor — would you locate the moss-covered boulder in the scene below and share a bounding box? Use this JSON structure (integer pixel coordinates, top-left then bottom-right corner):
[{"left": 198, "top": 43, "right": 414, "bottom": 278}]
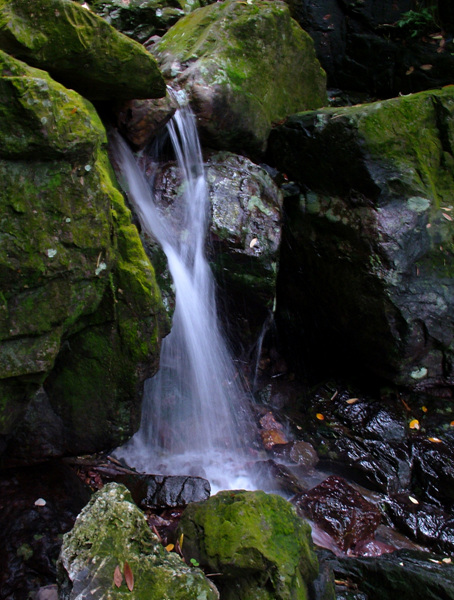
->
[
  {"left": 0, "top": 51, "right": 167, "bottom": 461},
  {"left": 153, "top": 0, "right": 326, "bottom": 155},
  {"left": 58, "top": 483, "right": 219, "bottom": 600},
  {"left": 178, "top": 489, "right": 319, "bottom": 599},
  {"left": 0, "top": 0, "right": 165, "bottom": 101},
  {"left": 267, "top": 86, "right": 454, "bottom": 392}
]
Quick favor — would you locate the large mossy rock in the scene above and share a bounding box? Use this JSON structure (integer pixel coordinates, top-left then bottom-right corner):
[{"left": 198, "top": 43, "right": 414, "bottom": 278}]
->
[
  {"left": 0, "top": 51, "right": 167, "bottom": 461},
  {"left": 0, "top": 0, "right": 165, "bottom": 101},
  {"left": 267, "top": 87, "right": 454, "bottom": 392},
  {"left": 58, "top": 483, "right": 219, "bottom": 600},
  {"left": 153, "top": 0, "right": 326, "bottom": 155},
  {"left": 178, "top": 489, "right": 319, "bottom": 599}
]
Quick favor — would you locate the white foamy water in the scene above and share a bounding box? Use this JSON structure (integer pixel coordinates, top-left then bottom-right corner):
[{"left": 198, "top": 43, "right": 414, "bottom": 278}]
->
[{"left": 111, "top": 108, "right": 255, "bottom": 492}]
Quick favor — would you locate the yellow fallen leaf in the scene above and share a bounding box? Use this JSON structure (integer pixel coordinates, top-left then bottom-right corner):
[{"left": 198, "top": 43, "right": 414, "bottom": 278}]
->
[
  {"left": 420, "top": 64, "right": 433, "bottom": 71},
  {"left": 165, "top": 544, "right": 174, "bottom": 552},
  {"left": 179, "top": 533, "right": 184, "bottom": 550},
  {"left": 409, "top": 419, "right": 420, "bottom": 430},
  {"left": 443, "top": 558, "right": 452, "bottom": 564},
  {"left": 428, "top": 437, "right": 442, "bottom": 443},
  {"left": 316, "top": 413, "right": 325, "bottom": 421},
  {"left": 406, "top": 66, "right": 414, "bottom": 75},
  {"left": 421, "top": 406, "right": 428, "bottom": 412},
  {"left": 346, "top": 398, "right": 358, "bottom": 404},
  {"left": 429, "top": 559, "right": 441, "bottom": 564},
  {"left": 409, "top": 496, "right": 419, "bottom": 504},
  {"left": 450, "top": 421, "right": 454, "bottom": 427}
]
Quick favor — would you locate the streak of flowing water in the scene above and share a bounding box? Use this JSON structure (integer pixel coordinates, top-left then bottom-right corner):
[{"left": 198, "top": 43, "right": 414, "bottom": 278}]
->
[{"left": 112, "top": 108, "right": 255, "bottom": 492}]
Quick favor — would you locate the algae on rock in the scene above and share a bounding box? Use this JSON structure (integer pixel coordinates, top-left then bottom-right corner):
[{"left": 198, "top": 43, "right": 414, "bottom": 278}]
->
[
  {"left": 178, "top": 489, "right": 319, "bottom": 599},
  {"left": 0, "top": 51, "right": 168, "bottom": 460},
  {"left": 58, "top": 482, "right": 219, "bottom": 600},
  {"left": 154, "top": 0, "right": 327, "bottom": 155},
  {"left": 267, "top": 86, "right": 454, "bottom": 392},
  {"left": 0, "top": 0, "right": 166, "bottom": 101}
]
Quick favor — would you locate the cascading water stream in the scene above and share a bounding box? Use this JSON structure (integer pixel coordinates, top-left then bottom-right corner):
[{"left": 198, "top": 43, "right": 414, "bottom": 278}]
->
[{"left": 111, "top": 107, "right": 255, "bottom": 491}]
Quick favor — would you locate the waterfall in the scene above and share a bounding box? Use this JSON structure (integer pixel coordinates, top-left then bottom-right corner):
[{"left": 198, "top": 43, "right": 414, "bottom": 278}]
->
[{"left": 111, "top": 107, "right": 255, "bottom": 491}]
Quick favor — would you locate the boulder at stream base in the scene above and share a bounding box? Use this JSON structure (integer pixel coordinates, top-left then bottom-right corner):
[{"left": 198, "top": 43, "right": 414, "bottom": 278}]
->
[
  {"left": 0, "top": 50, "right": 168, "bottom": 462},
  {"left": 58, "top": 483, "right": 219, "bottom": 600},
  {"left": 268, "top": 86, "right": 454, "bottom": 393},
  {"left": 178, "top": 489, "right": 319, "bottom": 599},
  {"left": 0, "top": 0, "right": 166, "bottom": 101},
  {"left": 153, "top": 0, "right": 327, "bottom": 155}
]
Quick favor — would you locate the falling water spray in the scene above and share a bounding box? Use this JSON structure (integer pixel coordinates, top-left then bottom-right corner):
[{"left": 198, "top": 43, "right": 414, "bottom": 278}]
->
[{"left": 112, "top": 107, "right": 255, "bottom": 491}]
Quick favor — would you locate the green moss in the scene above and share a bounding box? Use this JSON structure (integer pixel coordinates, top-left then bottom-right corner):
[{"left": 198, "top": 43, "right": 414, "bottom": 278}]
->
[
  {"left": 0, "top": 0, "right": 165, "bottom": 101},
  {"left": 59, "top": 483, "right": 219, "bottom": 600},
  {"left": 179, "top": 490, "right": 319, "bottom": 599}
]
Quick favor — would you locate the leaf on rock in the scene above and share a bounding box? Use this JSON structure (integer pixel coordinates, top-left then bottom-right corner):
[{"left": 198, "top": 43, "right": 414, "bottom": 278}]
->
[
  {"left": 409, "top": 419, "right": 420, "bottom": 430},
  {"left": 124, "top": 560, "right": 134, "bottom": 591},
  {"left": 165, "top": 543, "right": 174, "bottom": 552},
  {"left": 113, "top": 565, "right": 123, "bottom": 588}
]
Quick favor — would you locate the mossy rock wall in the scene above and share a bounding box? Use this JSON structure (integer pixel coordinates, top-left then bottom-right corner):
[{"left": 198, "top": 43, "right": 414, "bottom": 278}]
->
[
  {"left": 0, "top": 51, "right": 168, "bottom": 461},
  {"left": 154, "top": 0, "right": 327, "bottom": 155},
  {"left": 0, "top": 0, "right": 166, "bottom": 101},
  {"left": 267, "top": 87, "right": 454, "bottom": 392}
]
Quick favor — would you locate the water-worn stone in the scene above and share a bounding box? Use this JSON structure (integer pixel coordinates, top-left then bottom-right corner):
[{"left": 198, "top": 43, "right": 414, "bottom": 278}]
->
[
  {"left": 89, "top": 0, "right": 184, "bottom": 43},
  {"left": 411, "top": 437, "right": 454, "bottom": 509},
  {"left": 0, "top": 51, "right": 168, "bottom": 461},
  {"left": 153, "top": 0, "right": 327, "bottom": 155},
  {"left": 268, "top": 87, "right": 454, "bottom": 393},
  {"left": 0, "top": 0, "right": 165, "bottom": 101},
  {"left": 179, "top": 489, "right": 319, "bottom": 599},
  {"left": 294, "top": 475, "right": 381, "bottom": 553},
  {"left": 115, "top": 473, "right": 211, "bottom": 509},
  {"left": 323, "top": 548, "right": 454, "bottom": 600},
  {"left": 385, "top": 493, "right": 454, "bottom": 554},
  {"left": 58, "top": 482, "right": 219, "bottom": 600}
]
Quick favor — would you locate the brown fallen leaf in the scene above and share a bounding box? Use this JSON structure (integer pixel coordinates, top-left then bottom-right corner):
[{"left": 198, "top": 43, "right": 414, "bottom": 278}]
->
[
  {"left": 113, "top": 565, "right": 123, "bottom": 588},
  {"left": 124, "top": 560, "right": 134, "bottom": 592},
  {"left": 420, "top": 64, "right": 433, "bottom": 70}
]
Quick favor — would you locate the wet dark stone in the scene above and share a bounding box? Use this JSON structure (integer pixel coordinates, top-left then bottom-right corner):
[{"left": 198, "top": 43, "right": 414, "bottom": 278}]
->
[
  {"left": 0, "top": 461, "right": 91, "bottom": 600},
  {"left": 269, "top": 441, "right": 319, "bottom": 470},
  {"left": 252, "top": 459, "right": 307, "bottom": 497},
  {"left": 115, "top": 473, "right": 211, "bottom": 509},
  {"left": 411, "top": 438, "right": 454, "bottom": 510},
  {"left": 385, "top": 493, "right": 454, "bottom": 554},
  {"left": 323, "top": 548, "right": 454, "bottom": 600},
  {"left": 330, "top": 394, "right": 406, "bottom": 442},
  {"left": 293, "top": 475, "right": 381, "bottom": 553},
  {"left": 322, "top": 436, "right": 411, "bottom": 495}
]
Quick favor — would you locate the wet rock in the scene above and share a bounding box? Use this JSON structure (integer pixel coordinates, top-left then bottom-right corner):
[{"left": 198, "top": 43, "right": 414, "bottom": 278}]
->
[
  {"left": 0, "top": 0, "right": 165, "bottom": 101},
  {"left": 384, "top": 493, "right": 454, "bottom": 553},
  {"left": 153, "top": 0, "right": 326, "bottom": 155},
  {"left": 294, "top": 475, "right": 381, "bottom": 553},
  {"left": 411, "top": 437, "right": 454, "bottom": 510},
  {"left": 35, "top": 584, "right": 58, "bottom": 600},
  {"left": 115, "top": 473, "right": 211, "bottom": 509},
  {"left": 322, "top": 437, "right": 412, "bottom": 495},
  {"left": 324, "top": 548, "right": 454, "bottom": 600},
  {"left": 178, "top": 489, "right": 319, "bottom": 599},
  {"left": 89, "top": 0, "right": 184, "bottom": 43},
  {"left": 268, "top": 87, "right": 454, "bottom": 393},
  {"left": 58, "top": 483, "right": 219, "bottom": 600},
  {"left": 252, "top": 459, "right": 307, "bottom": 497},
  {"left": 115, "top": 94, "right": 178, "bottom": 150},
  {"left": 0, "top": 462, "right": 90, "bottom": 599}
]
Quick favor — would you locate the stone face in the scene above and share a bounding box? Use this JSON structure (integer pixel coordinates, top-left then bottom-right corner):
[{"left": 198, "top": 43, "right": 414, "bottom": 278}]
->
[
  {"left": 294, "top": 475, "right": 382, "bottom": 553},
  {"left": 178, "top": 489, "right": 319, "bottom": 600},
  {"left": 0, "top": 51, "right": 168, "bottom": 461},
  {"left": 0, "top": 0, "right": 166, "bottom": 101},
  {"left": 153, "top": 0, "right": 327, "bottom": 155},
  {"left": 58, "top": 482, "right": 219, "bottom": 600},
  {"left": 268, "top": 87, "right": 454, "bottom": 392},
  {"left": 89, "top": 0, "right": 185, "bottom": 43}
]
